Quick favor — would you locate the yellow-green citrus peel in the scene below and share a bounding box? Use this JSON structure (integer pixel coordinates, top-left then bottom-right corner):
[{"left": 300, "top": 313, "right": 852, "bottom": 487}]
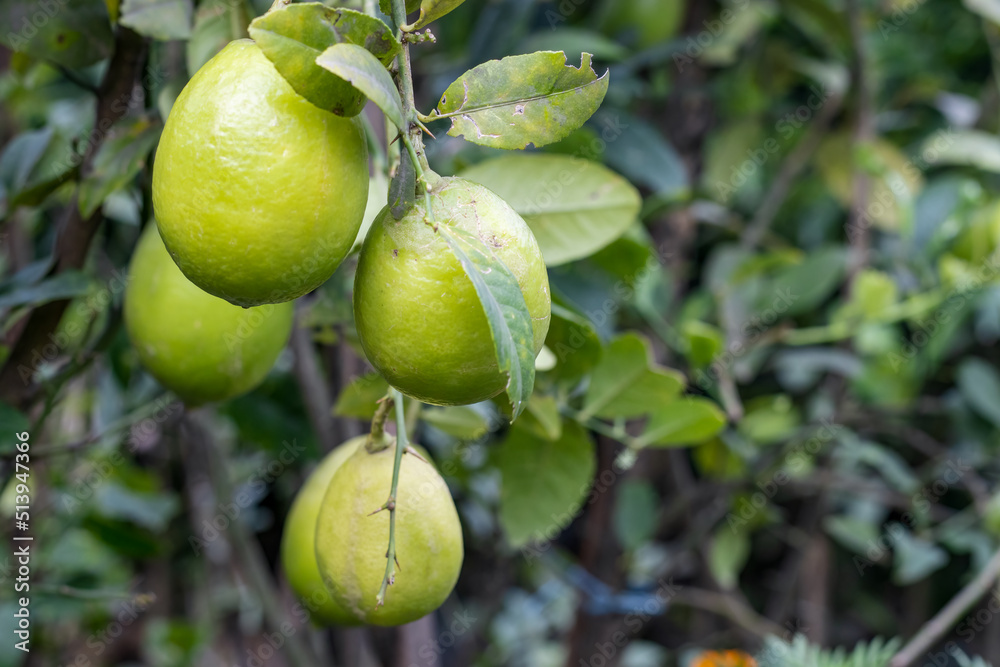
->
[
  {"left": 353, "top": 177, "right": 551, "bottom": 406},
  {"left": 153, "top": 39, "right": 369, "bottom": 307},
  {"left": 315, "top": 444, "right": 464, "bottom": 626},
  {"left": 281, "top": 436, "right": 367, "bottom": 626},
  {"left": 124, "top": 224, "right": 293, "bottom": 405}
]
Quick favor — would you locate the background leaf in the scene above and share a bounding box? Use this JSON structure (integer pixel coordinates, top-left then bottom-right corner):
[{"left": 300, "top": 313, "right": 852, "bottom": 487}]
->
[
  {"left": 579, "top": 333, "right": 684, "bottom": 420},
  {"left": 0, "top": 0, "right": 113, "bottom": 68},
  {"left": 119, "top": 0, "right": 193, "bottom": 41},
  {"left": 461, "top": 154, "right": 641, "bottom": 265},
  {"left": 638, "top": 398, "right": 727, "bottom": 448},
  {"left": 497, "top": 419, "right": 595, "bottom": 547},
  {"left": 78, "top": 117, "right": 162, "bottom": 218}
]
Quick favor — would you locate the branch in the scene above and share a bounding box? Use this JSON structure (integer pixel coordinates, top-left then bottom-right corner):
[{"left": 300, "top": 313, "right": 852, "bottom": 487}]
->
[
  {"left": 290, "top": 304, "right": 337, "bottom": 452},
  {"left": 189, "top": 413, "right": 319, "bottom": 667},
  {"left": 740, "top": 92, "right": 843, "bottom": 249},
  {"left": 846, "top": 0, "right": 875, "bottom": 283},
  {"left": 890, "top": 548, "right": 1000, "bottom": 667},
  {"left": 0, "top": 27, "right": 148, "bottom": 409},
  {"left": 673, "top": 587, "right": 786, "bottom": 640}
]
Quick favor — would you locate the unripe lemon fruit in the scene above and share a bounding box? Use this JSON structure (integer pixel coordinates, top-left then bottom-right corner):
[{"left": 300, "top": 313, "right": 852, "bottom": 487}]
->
[
  {"left": 153, "top": 39, "right": 369, "bottom": 307},
  {"left": 281, "top": 436, "right": 366, "bottom": 626},
  {"left": 315, "top": 443, "right": 463, "bottom": 626},
  {"left": 124, "top": 224, "right": 293, "bottom": 405},
  {"left": 353, "top": 177, "right": 550, "bottom": 406}
]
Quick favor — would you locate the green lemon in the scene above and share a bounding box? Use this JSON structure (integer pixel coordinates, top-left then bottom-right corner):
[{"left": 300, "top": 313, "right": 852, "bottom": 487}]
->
[
  {"left": 353, "top": 177, "right": 551, "bottom": 406},
  {"left": 124, "top": 224, "right": 293, "bottom": 405},
  {"left": 281, "top": 436, "right": 366, "bottom": 626},
  {"left": 153, "top": 39, "right": 369, "bottom": 307},
  {"left": 315, "top": 443, "right": 463, "bottom": 626}
]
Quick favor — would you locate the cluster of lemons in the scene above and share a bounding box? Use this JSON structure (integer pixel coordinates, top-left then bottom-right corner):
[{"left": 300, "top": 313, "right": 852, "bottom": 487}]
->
[{"left": 127, "top": 39, "right": 550, "bottom": 626}]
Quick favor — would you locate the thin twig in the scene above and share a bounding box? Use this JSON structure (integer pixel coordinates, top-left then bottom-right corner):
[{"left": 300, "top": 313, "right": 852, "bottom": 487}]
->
[
  {"left": 741, "top": 92, "right": 844, "bottom": 249},
  {"left": 374, "top": 388, "right": 410, "bottom": 607},
  {"left": 846, "top": 0, "right": 875, "bottom": 283},
  {"left": 891, "top": 548, "right": 1000, "bottom": 667},
  {"left": 191, "top": 414, "right": 319, "bottom": 667},
  {"left": 290, "top": 304, "right": 337, "bottom": 452},
  {"left": 673, "top": 587, "right": 786, "bottom": 640}
]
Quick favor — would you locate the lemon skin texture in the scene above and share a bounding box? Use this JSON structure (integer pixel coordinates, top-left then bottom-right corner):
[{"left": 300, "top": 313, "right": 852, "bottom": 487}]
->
[
  {"left": 124, "top": 224, "right": 293, "bottom": 405},
  {"left": 353, "top": 177, "right": 551, "bottom": 406},
  {"left": 315, "top": 444, "right": 464, "bottom": 626},
  {"left": 281, "top": 436, "right": 367, "bottom": 626},
  {"left": 153, "top": 39, "right": 369, "bottom": 307}
]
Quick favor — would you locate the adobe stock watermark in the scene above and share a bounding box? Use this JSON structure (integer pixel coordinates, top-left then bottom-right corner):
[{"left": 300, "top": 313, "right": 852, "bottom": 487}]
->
[
  {"left": 4, "top": 0, "right": 70, "bottom": 53},
  {"left": 189, "top": 439, "right": 307, "bottom": 554},
  {"left": 725, "top": 418, "right": 842, "bottom": 532},
  {"left": 404, "top": 609, "right": 477, "bottom": 667},
  {"left": 16, "top": 269, "right": 131, "bottom": 386},
  {"left": 923, "top": 590, "right": 1000, "bottom": 666},
  {"left": 877, "top": 0, "right": 929, "bottom": 39},
  {"left": 844, "top": 127, "right": 956, "bottom": 243},
  {"left": 853, "top": 459, "right": 970, "bottom": 576},
  {"left": 60, "top": 594, "right": 156, "bottom": 667},
  {"left": 693, "top": 287, "right": 798, "bottom": 390},
  {"left": 61, "top": 396, "right": 182, "bottom": 513},
  {"left": 520, "top": 454, "right": 633, "bottom": 561},
  {"left": 577, "top": 578, "right": 683, "bottom": 667},
  {"left": 715, "top": 84, "right": 834, "bottom": 203},
  {"left": 548, "top": 240, "right": 675, "bottom": 368},
  {"left": 887, "top": 250, "right": 1000, "bottom": 373},
  {"left": 673, "top": 0, "right": 752, "bottom": 72}
]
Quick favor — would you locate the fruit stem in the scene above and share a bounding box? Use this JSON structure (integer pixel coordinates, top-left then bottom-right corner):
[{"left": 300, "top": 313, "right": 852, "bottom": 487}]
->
[
  {"left": 365, "top": 394, "right": 393, "bottom": 453},
  {"left": 390, "top": 0, "right": 437, "bottom": 221},
  {"left": 375, "top": 387, "right": 410, "bottom": 607}
]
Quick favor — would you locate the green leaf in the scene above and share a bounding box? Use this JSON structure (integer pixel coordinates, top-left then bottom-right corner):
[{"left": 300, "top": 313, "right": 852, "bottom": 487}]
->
[
  {"left": 0, "top": 0, "right": 113, "bottom": 68},
  {"left": 891, "top": 526, "right": 948, "bottom": 585},
  {"left": 119, "top": 0, "right": 193, "bottom": 40},
  {"left": 497, "top": 419, "right": 595, "bottom": 547},
  {"left": 316, "top": 43, "right": 405, "bottom": 130},
  {"left": 249, "top": 4, "right": 400, "bottom": 116},
  {"left": 93, "top": 483, "right": 180, "bottom": 531},
  {"left": 544, "top": 299, "right": 602, "bottom": 382},
  {"left": 379, "top": 0, "right": 420, "bottom": 15},
  {"left": 579, "top": 333, "right": 684, "bottom": 420},
  {"left": 709, "top": 526, "right": 750, "bottom": 590},
  {"left": 333, "top": 373, "right": 389, "bottom": 418},
  {"left": 403, "top": 0, "right": 466, "bottom": 31},
  {"left": 614, "top": 480, "right": 659, "bottom": 551},
  {"left": 768, "top": 246, "right": 845, "bottom": 317},
  {"left": 638, "top": 398, "right": 727, "bottom": 448},
  {"left": 956, "top": 358, "right": 1000, "bottom": 428},
  {"left": 921, "top": 129, "right": 1000, "bottom": 173},
  {"left": 596, "top": 109, "right": 689, "bottom": 206},
  {"left": 435, "top": 224, "right": 536, "bottom": 419},
  {"left": 422, "top": 406, "right": 489, "bottom": 440},
  {"left": 460, "top": 154, "right": 641, "bottom": 266},
  {"left": 388, "top": 146, "right": 415, "bottom": 220},
  {"left": 431, "top": 51, "right": 609, "bottom": 150},
  {"left": 0, "top": 271, "right": 92, "bottom": 310},
  {"left": 522, "top": 394, "right": 562, "bottom": 441},
  {"left": 78, "top": 117, "right": 162, "bottom": 218}
]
